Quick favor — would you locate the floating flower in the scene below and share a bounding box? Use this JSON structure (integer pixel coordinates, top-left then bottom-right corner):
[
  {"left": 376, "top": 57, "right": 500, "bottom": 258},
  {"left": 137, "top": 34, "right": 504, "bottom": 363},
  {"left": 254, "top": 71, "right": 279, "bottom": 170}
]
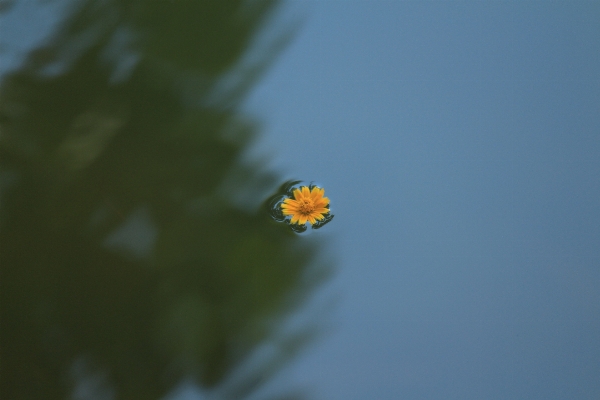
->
[
  {"left": 265, "top": 180, "right": 334, "bottom": 233},
  {"left": 281, "top": 185, "right": 330, "bottom": 226}
]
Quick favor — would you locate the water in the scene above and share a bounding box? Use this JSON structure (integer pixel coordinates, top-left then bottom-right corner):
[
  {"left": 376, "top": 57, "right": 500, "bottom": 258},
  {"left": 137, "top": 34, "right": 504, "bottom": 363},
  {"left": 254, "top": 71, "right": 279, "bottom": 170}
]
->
[
  {"left": 244, "top": 2, "right": 600, "bottom": 399},
  {"left": 2, "top": 1, "right": 600, "bottom": 400}
]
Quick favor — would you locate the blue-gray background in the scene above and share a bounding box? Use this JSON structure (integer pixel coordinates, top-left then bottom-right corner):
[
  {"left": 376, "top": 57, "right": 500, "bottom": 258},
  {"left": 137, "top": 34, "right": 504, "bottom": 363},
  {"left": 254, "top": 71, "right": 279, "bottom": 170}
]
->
[
  {"left": 2, "top": 1, "right": 599, "bottom": 399},
  {"left": 244, "top": 1, "right": 600, "bottom": 399}
]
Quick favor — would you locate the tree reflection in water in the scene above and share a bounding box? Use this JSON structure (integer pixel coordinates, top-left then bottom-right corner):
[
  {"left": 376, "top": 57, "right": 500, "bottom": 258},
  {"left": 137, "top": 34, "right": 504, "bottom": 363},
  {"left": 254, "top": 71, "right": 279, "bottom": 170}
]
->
[{"left": 0, "top": 1, "right": 331, "bottom": 399}]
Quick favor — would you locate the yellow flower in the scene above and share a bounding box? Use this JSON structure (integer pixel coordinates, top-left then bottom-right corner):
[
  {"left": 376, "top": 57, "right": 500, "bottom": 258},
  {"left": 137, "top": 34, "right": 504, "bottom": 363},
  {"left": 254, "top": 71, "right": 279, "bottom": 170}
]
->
[{"left": 281, "top": 186, "right": 330, "bottom": 225}]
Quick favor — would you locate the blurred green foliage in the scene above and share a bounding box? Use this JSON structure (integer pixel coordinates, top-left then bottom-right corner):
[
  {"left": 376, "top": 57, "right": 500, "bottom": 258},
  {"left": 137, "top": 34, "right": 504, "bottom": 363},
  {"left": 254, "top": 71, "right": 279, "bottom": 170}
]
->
[{"left": 0, "top": 1, "right": 330, "bottom": 398}]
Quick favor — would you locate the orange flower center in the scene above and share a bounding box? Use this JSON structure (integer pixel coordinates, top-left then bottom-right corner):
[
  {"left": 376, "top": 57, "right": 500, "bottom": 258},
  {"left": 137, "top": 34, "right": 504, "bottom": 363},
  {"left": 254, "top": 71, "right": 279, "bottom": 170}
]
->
[{"left": 299, "top": 198, "right": 315, "bottom": 214}]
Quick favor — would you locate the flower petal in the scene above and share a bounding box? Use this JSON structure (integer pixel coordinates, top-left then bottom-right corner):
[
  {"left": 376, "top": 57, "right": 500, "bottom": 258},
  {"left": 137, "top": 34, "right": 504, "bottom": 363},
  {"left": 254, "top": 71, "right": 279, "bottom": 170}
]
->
[
  {"left": 283, "top": 198, "right": 300, "bottom": 207},
  {"left": 292, "top": 188, "right": 302, "bottom": 200},
  {"left": 311, "top": 187, "right": 324, "bottom": 201},
  {"left": 301, "top": 186, "right": 310, "bottom": 198},
  {"left": 314, "top": 197, "right": 329, "bottom": 207}
]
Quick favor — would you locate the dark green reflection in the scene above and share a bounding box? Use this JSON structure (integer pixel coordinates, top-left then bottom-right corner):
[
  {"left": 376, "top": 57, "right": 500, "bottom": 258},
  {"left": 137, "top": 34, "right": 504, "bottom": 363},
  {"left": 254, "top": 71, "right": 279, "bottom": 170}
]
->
[{"left": 0, "top": 1, "right": 330, "bottom": 399}]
